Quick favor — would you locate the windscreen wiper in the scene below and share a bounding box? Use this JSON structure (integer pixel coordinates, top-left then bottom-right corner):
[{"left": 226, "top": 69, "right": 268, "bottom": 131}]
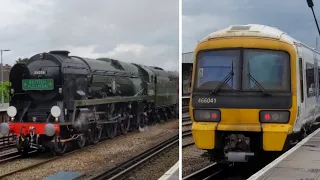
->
[
  {"left": 211, "top": 62, "right": 234, "bottom": 95},
  {"left": 247, "top": 73, "right": 271, "bottom": 96}
]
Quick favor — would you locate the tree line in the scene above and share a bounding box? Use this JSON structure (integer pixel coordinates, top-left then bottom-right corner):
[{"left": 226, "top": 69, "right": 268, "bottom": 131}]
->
[
  {"left": 0, "top": 58, "right": 29, "bottom": 103},
  {"left": 15, "top": 57, "right": 28, "bottom": 64}
]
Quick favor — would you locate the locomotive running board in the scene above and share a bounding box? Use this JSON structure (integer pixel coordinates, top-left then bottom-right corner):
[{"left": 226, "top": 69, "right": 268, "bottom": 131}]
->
[
  {"left": 225, "top": 152, "right": 255, "bottom": 162},
  {"left": 74, "top": 95, "right": 153, "bottom": 107}
]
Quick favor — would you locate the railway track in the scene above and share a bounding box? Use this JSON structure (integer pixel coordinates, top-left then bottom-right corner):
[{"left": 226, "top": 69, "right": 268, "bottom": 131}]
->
[
  {"left": 88, "top": 134, "right": 178, "bottom": 180},
  {"left": 183, "top": 162, "right": 232, "bottom": 180},
  {"left": 0, "top": 119, "right": 178, "bottom": 179},
  {"left": 0, "top": 134, "right": 16, "bottom": 151},
  {"left": 182, "top": 111, "right": 194, "bottom": 148},
  {"left": 0, "top": 150, "right": 21, "bottom": 163}
]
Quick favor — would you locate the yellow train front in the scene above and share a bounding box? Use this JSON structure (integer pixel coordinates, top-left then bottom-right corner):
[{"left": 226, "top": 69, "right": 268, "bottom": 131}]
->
[{"left": 190, "top": 24, "right": 308, "bottom": 163}]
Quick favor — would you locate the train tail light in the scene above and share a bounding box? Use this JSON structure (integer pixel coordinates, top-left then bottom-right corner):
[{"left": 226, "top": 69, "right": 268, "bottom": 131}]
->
[
  {"left": 193, "top": 109, "right": 221, "bottom": 122},
  {"left": 259, "top": 110, "right": 290, "bottom": 123}
]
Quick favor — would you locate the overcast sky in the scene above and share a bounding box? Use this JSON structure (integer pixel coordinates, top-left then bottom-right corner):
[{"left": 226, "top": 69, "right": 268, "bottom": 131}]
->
[
  {"left": 0, "top": 0, "right": 178, "bottom": 71},
  {"left": 183, "top": 0, "right": 320, "bottom": 53}
]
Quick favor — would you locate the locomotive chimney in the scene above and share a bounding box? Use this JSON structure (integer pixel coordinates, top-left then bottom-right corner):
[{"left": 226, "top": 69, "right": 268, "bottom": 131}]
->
[{"left": 49, "top": 50, "right": 70, "bottom": 56}]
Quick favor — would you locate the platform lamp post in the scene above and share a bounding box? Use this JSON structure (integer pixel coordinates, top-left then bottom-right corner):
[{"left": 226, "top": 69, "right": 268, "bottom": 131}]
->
[
  {"left": 0, "top": 49, "right": 10, "bottom": 107},
  {"left": 307, "top": 0, "right": 320, "bottom": 36}
]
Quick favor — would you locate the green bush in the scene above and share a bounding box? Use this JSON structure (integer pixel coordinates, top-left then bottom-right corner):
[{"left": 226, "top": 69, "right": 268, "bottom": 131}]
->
[{"left": 0, "top": 81, "right": 10, "bottom": 103}]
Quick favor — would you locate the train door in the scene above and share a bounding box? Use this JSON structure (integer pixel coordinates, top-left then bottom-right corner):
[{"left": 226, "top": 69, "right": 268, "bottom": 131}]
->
[{"left": 295, "top": 46, "right": 306, "bottom": 131}]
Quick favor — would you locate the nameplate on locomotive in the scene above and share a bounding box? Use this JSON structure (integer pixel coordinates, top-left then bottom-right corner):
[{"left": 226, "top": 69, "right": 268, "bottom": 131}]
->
[{"left": 22, "top": 79, "right": 54, "bottom": 91}]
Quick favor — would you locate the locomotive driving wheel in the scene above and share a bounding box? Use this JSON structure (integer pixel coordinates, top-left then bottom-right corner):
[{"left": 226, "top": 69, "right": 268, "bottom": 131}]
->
[
  {"left": 139, "top": 113, "right": 148, "bottom": 128},
  {"left": 52, "top": 135, "right": 67, "bottom": 155},
  {"left": 88, "top": 123, "right": 102, "bottom": 144},
  {"left": 76, "top": 134, "right": 86, "bottom": 149},
  {"left": 120, "top": 116, "right": 130, "bottom": 134},
  {"left": 106, "top": 122, "right": 117, "bottom": 138}
]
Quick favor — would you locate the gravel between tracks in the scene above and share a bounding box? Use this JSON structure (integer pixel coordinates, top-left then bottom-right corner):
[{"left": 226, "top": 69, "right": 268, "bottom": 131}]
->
[
  {"left": 125, "top": 145, "right": 179, "bottom": 180},
  {"left": 1, "top": 120, "right": 178, "bottom": 180},
  {"left": 182, "top": 125, "right": 191, "bottom": 132},
  {"left": 182, "top": 145, "right": 211, "bottom": 177},
  {"left": 182, "top": 136, "right": 194, "bottom": 147}
]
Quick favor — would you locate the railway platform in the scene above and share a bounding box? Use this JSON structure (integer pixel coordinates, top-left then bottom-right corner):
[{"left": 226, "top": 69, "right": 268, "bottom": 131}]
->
[
  {"left": 158, "top": 161, "right": 179, "bottom": 180},
  {"left": 248, "top": 127, "right": 320, "bottom": 180}
]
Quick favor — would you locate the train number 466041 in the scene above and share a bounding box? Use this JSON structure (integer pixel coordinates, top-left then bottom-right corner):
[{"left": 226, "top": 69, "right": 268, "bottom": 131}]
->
[{"left": 197, "top": 98, "right": 216, "bottom": 104}]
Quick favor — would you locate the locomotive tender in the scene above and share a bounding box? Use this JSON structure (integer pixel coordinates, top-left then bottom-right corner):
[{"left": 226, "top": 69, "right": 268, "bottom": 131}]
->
[
  {"left": 0, "top": 50, "right": 178, "bottom": 155},
  {"left": 190, "top": 24, "right": 320, "bottom": 163}
]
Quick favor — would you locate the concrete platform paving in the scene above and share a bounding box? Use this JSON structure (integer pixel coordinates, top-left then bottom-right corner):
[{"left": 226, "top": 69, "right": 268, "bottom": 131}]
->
[
  {"left": 248, "top": 127, "right": 320, "bottom": 180},
  {"left": 158, "top": 161, "right": 179, "bottom": 180}
]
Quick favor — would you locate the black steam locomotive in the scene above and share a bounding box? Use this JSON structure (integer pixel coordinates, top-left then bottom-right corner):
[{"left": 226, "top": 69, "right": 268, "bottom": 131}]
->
[{"left": 1, "top": 50, "right": 178, "bottom": 155}]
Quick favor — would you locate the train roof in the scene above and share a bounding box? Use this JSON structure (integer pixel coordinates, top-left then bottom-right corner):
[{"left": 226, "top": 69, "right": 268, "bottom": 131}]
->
[{"left": 200, "top": 24, "right": 320, "bottom": 54}]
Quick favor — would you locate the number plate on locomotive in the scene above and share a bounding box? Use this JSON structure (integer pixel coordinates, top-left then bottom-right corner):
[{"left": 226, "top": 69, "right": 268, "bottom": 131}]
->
[
  {"left": 197, "top": 97, "right": 216, "bottom": 104},
  {"left": 22, "top": 79, "right": 54, "bottom": 90}
]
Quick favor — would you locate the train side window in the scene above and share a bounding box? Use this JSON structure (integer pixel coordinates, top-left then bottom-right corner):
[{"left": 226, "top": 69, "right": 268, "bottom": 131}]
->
[
  {"left": 299, "top": 58, "right": 304, "bottom": 102},
  {"left": 306, "top": 62, "right": 315, "bottom": 97}
]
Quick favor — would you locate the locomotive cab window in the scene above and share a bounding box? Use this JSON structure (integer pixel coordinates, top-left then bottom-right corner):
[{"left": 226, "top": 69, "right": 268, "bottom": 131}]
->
[{"left": 306, "top": 62, "right": 315, "bottom": 97}]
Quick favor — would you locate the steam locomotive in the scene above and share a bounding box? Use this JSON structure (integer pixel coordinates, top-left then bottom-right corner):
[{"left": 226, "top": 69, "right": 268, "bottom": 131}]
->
[{"left": 0, "top": 50, "right": 178, "bottom": 155}]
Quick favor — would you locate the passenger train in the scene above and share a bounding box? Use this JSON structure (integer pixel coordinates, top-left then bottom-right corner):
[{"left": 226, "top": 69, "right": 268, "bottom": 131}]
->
[{"left": 190, "top": 24, "right": 320, "bottom": 163}]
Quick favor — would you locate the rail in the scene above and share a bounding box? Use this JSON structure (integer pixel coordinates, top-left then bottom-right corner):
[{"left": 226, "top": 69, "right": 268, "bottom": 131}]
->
[
  {"left": 0, "top": 134, "right": 16, "bottom": 151},
  {"left": 183, "top": 163, "right": 232, "bottom": 180},
  {"left": 89, "top": 134, "right": 179, "bottom": 180}
]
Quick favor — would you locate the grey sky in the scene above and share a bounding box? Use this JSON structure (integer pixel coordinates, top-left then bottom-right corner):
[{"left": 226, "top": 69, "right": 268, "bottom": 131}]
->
[
  {"left": 0, "top": 0, "right": 178, "bottom": 71},
  {"left": 183, "top": 0, "right": 320, "bottom": 53}
]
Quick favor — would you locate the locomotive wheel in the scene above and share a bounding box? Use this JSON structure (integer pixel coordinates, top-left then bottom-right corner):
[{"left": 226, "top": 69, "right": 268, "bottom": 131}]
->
[
  {"left": 52, "top": 136, "right": 67, "bottom": 155},
  {"left": 88, "top": 124, "right": 102, "bottom": 144},
  {"left": 156, "top": 113, "right": 161, "bottom": 123},
  {"left": 163, "top": 112, "right": 168, "bottom": 122},
  {"left": 106, "top": 123, "right": 117, "bottom": 139},
  {"left": 139, "top": 113, "right": 148, "bottom": 128},
  {"left": 166, "top": 109, "right": 172, "bottom": 120},
  {"left": 120, "top": 117, "right": 130, "bottom": 134},
  {"left": 76, "top": 134, "right": 86, "bottom": 149}
]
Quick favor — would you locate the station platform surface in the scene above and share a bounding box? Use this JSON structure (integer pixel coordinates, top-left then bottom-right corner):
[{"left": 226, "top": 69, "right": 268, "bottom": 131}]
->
[
  {"left": 158, "top": 161, "right": 179, "bottom": 180},
  {"left": 248, "top": 127, "right": 320, "bottom": 180}
]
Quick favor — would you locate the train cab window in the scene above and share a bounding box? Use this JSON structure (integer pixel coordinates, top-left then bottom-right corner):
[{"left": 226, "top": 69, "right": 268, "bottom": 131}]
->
[
  {"left": 306, "top": 62, "right": 315, "bottom": 97},
  {"left": 299, "top": 58, "right": 304, "bottom": 103},
  {"left": 194, "top": 50, "right": 241, "bottom": 91},
  {"left": 242, "top": 49, "right": 290, "bottom": 91}
]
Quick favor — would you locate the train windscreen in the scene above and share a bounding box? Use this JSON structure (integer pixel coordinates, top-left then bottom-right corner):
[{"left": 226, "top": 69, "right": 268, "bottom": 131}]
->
[
  {"left": 242, "top": 49, "right": 290, "bottom": 91},
  {"left": 194, "top": 49, "right": 290, "bottom": 92},
  {"left": 195, "top": 50, "right": 241, "bottom": 91}
]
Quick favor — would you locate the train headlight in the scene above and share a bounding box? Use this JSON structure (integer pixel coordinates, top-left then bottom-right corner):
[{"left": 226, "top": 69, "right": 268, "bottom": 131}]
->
[
  {"left": 0, "top": 123, "right": 10, "bottom": 136},
  {"left": 193, "top": 109, "right": 221, "bottom": 122},
  {"left": 7, "top": 106, "right": 17, "bottom": 118},
  {"left": 44, "top": 123, "right": 56, "bottom": 136},
  {"left": 51, "top": 106, "right": 61, "bottom": 118},
  {"left": 259, "top": 110, "right": 290, "bottom": 123}
]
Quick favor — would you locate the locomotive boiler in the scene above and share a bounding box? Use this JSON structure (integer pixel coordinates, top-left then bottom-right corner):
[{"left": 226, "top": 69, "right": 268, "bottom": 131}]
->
[{"left": 0, "top": 50, "right": 178, "bottom": 155}]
